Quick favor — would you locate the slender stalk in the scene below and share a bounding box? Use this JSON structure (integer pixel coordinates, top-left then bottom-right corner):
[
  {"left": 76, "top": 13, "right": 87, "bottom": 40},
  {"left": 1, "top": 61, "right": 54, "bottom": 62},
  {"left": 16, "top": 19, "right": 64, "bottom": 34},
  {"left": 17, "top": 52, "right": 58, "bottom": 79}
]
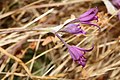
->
[{"left": 54, "top": 33, "right": 69, "bottom": 48}]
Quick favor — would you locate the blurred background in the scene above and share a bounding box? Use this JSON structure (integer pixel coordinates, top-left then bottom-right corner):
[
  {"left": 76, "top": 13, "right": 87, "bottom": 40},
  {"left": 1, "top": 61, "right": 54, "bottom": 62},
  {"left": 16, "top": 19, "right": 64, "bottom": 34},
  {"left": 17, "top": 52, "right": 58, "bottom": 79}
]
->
[{"left": 0, "top": 0, "right": 120, "bottom": 80}]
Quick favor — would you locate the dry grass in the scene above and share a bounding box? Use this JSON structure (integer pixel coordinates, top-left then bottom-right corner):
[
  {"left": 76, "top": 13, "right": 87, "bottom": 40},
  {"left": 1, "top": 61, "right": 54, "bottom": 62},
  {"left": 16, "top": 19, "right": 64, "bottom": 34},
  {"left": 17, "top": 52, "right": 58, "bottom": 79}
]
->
[{"left": 0, "top": 0, "right": 120, "bottom": 80}]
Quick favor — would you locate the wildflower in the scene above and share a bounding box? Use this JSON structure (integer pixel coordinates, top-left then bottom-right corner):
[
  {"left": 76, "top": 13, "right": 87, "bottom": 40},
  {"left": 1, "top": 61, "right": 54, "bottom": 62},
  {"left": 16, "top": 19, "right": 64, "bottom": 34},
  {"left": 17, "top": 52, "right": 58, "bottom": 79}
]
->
[
  {"left": 67, "top": 7, "right": 100, "bottom": 30},
  {"left": 60, "top": 23, "right": 86, "bottom": 34},
  {"left": 79, "top": 7, "right": 98, "bottom": 22},
  {"left": 111, "top": 0, "right": 120, "bottom": 19},
  {"left": 54, "top": 33, "right": 93, "bottom": 67},
  {"left": 68, "top": 45, "right": 93, "bottom": 67}
]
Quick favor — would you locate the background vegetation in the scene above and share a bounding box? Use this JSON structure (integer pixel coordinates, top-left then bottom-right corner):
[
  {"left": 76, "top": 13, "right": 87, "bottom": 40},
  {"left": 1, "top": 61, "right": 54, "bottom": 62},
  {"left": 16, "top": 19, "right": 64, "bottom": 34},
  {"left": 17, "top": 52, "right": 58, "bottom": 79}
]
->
[{"left": 0, "top": 0, "right": 120, "bottom": 80}]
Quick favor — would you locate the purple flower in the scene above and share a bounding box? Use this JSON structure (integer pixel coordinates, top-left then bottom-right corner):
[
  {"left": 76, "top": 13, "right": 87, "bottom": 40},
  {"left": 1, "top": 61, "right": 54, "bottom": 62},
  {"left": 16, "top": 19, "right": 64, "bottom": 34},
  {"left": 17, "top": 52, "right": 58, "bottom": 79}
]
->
[
  {"left": 54, "top": 32, "right": 94, "bottom": 67},
  {"left": 60, "top": 24, "right": 86, "bottom": 34},
  {"left": 111, "top": 0, "right": 120, "bottom": 20},
  {"left": 68, "top": 7, "right": 100, "bottom": 30},
  {"left": 79, "top": 7, "right": 98, "bottom": 22},
  {"left": 68, "top": 45, "right": 94, "bottom": 67}
]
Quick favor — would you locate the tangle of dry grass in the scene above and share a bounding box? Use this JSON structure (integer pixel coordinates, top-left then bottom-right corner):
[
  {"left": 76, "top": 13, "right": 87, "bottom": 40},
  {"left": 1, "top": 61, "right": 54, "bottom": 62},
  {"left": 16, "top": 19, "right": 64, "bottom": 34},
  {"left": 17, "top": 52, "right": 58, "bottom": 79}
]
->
[{"left": 0, "top": 0, "right": 120, "bottom": 80}]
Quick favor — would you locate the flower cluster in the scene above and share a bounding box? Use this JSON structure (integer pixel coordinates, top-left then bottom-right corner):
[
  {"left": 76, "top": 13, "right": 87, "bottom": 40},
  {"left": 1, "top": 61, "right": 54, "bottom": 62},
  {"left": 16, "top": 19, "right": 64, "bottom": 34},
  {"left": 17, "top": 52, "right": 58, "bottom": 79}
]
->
[
  {"left": 111, "top": 0, "right": 120, "bottom": 19},
  {"left": 54, "top": 7, "right": 100, "bottom": 67},
  {"left": 61, "top": 7, "right": 100, "bottom": 35}
]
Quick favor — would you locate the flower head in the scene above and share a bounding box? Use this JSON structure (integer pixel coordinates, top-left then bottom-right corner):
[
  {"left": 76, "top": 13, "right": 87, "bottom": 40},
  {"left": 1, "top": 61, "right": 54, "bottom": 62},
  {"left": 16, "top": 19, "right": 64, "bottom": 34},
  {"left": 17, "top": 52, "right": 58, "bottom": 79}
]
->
[
  {"left": 61, "top": 24, "right": 86, "bottom": 34},
  {"left": 68, "top": 45, "right": 94, "bottom": 67},
  {"left": 79, "top": 7, "right": 98, "bottom": 22},
  {"left": 54, "top": 30, "right": 94, "bottom": 67},
  {"left": 68, "top": 7, "right": 100, "bottom": 30}
]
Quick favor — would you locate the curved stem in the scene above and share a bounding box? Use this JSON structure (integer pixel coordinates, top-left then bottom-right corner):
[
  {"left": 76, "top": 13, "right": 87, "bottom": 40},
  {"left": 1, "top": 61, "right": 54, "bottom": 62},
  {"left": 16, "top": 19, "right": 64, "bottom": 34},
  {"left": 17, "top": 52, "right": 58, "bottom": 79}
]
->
[{"left": 54, "top": 33, "right": 69, "bottom": 48}]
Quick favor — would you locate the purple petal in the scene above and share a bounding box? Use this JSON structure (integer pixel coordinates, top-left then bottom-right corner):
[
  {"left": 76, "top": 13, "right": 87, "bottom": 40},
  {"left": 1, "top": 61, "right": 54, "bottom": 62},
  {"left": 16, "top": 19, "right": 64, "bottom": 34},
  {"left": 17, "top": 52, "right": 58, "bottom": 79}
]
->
[
  {"left": 67, "top": 45, "right": 93, "bottom": 67},
  {"left": 79, "top": 14, "right": 98, "bottom": 22},
  {"left": 80, "top": 61, "right": 86, "bottom": 67},
  {"left": 75, "top": 45, "right": 94, "bottom": 52},
  {"left": 80, "top": 7, "right": 98, "bottom": 18},
  {"left": 93, "top": 16, "right": 98, "bottom": 21},
  {"left": 68, "top": 46, "right": 84, "bottom": 60},
  {"left": 61, "top": 24, "right": 86, "bottom": 34},
  {"left": 81, "top": 21, "right": 100, "bottom": 31},
  {"left": 78, "top": 57, "right": 87, "bottom": 67}
]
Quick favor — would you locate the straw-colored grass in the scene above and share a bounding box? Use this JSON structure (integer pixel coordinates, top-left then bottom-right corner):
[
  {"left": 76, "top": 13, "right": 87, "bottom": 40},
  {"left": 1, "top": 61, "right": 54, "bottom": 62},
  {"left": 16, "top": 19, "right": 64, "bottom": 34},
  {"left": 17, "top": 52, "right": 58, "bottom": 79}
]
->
[{"left": 0, "top": 0, "right": 120, "bottom": 80}]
